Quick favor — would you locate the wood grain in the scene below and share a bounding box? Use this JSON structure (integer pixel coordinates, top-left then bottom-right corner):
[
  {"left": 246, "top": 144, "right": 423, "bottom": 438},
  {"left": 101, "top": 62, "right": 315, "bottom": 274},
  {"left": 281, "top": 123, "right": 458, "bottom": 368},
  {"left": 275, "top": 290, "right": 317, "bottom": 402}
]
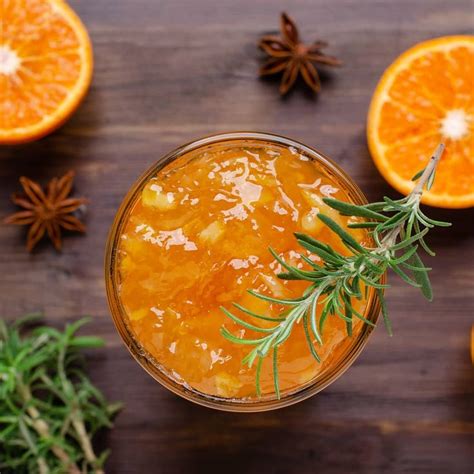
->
[{"left": 0, "top": 1, "right": 473, "bottom": 472}]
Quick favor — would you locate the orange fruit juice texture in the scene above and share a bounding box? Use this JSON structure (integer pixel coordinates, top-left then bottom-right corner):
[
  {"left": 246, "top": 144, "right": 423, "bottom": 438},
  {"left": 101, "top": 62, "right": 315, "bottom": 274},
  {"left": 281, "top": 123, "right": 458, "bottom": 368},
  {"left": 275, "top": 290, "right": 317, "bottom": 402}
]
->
[{"left": 117, "top": 141, "right": 368, "bottom": 398}]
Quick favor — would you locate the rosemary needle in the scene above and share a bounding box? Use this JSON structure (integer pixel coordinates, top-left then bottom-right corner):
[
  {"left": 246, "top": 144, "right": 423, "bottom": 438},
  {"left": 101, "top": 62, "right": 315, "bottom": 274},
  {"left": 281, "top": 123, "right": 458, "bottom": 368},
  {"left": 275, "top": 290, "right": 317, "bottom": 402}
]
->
[{"left": 221, "top": 144, "right": 451, "bottom": 398}]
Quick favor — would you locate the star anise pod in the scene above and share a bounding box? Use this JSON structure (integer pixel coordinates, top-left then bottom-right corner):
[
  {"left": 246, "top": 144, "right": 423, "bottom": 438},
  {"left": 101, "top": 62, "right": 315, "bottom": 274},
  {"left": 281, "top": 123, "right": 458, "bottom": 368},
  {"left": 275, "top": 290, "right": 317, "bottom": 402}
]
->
[
  {"left": 4, "top": 171, "right": 87, "bottom": 252},
  {"left": 258, "top": 12, "right": 342, "bottom": 95}
]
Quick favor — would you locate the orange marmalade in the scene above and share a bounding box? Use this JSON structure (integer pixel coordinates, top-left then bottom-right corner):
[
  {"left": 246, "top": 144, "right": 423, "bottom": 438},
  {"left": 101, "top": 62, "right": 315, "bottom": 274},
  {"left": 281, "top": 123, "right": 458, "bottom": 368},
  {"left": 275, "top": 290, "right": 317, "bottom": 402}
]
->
[{"left": 115, "top": 140, "right": 369, "bottom": 399}]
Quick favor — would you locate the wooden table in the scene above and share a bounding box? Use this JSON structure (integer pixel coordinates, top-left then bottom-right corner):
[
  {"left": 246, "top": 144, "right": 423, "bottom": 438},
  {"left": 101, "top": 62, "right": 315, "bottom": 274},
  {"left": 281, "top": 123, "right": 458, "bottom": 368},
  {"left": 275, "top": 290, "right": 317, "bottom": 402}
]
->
[{"left": 1, "top": 1, "right": 473, "bottom": 472}]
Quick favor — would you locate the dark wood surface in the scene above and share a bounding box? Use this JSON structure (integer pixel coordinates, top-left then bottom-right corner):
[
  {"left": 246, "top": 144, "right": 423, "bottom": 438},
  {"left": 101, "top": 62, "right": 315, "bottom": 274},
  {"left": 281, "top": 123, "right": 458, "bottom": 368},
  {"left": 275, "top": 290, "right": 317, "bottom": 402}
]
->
[{"left": 1, "top": 1, "right": 473, "bottom": 472}]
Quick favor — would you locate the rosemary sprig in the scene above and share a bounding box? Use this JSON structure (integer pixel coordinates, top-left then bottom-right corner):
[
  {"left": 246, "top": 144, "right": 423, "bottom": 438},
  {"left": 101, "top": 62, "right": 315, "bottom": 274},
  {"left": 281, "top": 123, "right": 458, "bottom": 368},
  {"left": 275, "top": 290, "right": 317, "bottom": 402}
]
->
[
  {"left": 0, "top": 315, "right": 122, "bottom": 474},
  {"left": 221, "top": 144, "right": 450, "bottom": 398}
]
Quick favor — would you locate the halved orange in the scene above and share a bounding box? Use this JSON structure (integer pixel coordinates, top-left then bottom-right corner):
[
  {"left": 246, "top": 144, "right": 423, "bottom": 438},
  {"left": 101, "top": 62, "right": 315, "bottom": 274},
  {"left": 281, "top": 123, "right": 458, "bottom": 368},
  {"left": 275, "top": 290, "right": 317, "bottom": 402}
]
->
[
  {"left": 368, "top": 36, "right": 474, "bottom": 208},
  {"left": 0, "top": 0, "right": 93, "bottom": 144}
]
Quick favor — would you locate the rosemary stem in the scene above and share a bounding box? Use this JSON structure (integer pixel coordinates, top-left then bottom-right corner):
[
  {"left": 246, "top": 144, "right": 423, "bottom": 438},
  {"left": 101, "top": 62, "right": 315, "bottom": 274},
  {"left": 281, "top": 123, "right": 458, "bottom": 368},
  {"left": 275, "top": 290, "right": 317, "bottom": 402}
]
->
[
  {"left": 18, "top": 413, "right": 49, "bottom": 474},
  {"left": 381, "top": 143, "right": 445, "bottom": 250},
  {"left": 16, "top": 377, "right": 82, "bottom": 474},
  {"left": 380, "top": 225, "right": 402, "bottom": 250},
  {"left": 71, "top": 409, "right": 104, "bottom": 474},
  {"left": 410, "top": 143, "right": 445, "bottom": 198},
  {"left": 38, "top": 457, "right": 49, "bottom": 474}
]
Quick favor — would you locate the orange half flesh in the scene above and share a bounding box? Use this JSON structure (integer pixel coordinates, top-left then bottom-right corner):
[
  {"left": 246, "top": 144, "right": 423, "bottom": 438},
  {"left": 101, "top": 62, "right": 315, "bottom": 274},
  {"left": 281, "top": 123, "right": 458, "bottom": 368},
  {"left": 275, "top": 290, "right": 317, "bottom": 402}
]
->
[
  {"left": 368, "top": 36, "right": 474, "bottom": 208},
  {"left": 0, "top": 0, "right": 93, "bottom": 144}
]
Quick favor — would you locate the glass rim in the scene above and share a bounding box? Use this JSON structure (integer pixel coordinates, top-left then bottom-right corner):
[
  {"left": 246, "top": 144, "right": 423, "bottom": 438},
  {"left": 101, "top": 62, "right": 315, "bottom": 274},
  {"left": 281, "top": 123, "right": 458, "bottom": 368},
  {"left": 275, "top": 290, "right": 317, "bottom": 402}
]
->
[{"left": 105, "top": 131, "right": 383, "bottom": 412}]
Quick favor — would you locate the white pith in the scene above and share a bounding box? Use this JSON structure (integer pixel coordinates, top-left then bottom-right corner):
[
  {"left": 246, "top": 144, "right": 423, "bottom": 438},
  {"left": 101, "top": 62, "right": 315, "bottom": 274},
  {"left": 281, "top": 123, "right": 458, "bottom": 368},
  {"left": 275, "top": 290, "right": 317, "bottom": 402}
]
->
[
  {"left": 0, "top": 45, "right": 20, "bottom": 75},
  {"left": 440, "top": 109, "right": 469, "bottom": 140}
]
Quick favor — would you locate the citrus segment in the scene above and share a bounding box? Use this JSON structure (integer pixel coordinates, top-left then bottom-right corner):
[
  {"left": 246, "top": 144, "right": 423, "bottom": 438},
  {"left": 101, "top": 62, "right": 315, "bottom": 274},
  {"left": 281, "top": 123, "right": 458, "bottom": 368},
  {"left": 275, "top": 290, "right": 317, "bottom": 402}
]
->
[
  {"left": 368, "top": 36, "right": 474, "bottom": 208},
  {"left": 0, "top": 0, "right": 93, "bottom": 144}
]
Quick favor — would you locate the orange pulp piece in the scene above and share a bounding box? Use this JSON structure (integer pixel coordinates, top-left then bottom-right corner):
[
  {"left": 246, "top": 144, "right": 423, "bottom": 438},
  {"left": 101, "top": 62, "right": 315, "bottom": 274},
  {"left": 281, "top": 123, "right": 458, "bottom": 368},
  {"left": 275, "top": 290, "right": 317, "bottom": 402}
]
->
[
  {"left": 367, "top": 36, "right": 474, "bottom": 208},
  {"left": 0, "top": 0, "right": 93, "bottom": 144}
]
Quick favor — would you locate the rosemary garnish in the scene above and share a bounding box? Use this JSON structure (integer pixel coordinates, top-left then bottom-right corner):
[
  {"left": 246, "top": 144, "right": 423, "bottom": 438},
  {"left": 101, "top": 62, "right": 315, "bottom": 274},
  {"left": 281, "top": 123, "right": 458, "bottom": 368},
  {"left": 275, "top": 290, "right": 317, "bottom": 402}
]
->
[
  {"left": 0, "top": 315, "right": 121, "bottom": 473},
  {"left": 221, "top": 144, "right": 450, "bottom": 398}
]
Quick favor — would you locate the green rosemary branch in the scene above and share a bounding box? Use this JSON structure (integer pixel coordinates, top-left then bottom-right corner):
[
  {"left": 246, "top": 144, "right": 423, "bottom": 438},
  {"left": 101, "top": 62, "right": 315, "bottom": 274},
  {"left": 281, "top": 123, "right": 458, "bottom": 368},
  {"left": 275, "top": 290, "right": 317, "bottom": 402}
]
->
[
  {"left": 221, "top": 144, "right": 450, "bottom": 399},
  {"left": 0, "top": 315, "right": 122, "bottom": 474}
]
